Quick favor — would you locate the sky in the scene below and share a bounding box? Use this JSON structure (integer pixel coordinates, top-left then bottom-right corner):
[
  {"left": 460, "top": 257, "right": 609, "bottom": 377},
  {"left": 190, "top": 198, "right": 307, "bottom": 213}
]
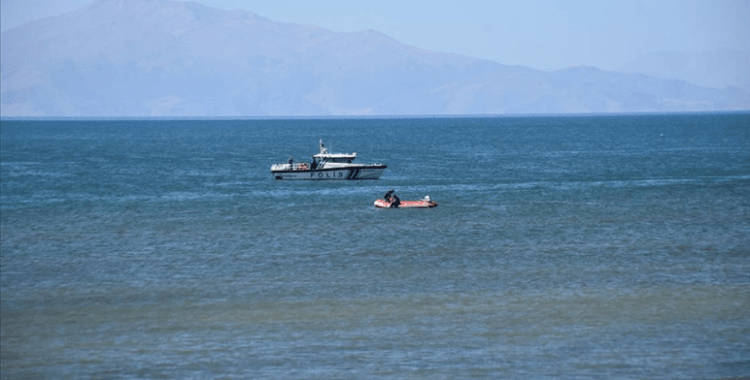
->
[{"left": 1, "top": 0, "right": 748, "bottom": 71}]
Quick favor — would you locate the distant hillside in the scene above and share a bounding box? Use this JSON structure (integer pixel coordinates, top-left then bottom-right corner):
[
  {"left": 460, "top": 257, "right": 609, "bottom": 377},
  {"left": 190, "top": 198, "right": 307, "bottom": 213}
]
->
[
  {"left": 620, "top": 49, "right": 750, "bottom": 92},
  {"left": 2, "top": 0, "right": 748, "bottom": 116}
]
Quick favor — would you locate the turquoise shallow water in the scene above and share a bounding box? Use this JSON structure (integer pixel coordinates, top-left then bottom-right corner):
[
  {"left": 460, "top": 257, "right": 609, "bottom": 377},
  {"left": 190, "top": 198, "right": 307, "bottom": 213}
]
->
[{"left": 1, "top": 114, "right": 749, "bottom": 379}]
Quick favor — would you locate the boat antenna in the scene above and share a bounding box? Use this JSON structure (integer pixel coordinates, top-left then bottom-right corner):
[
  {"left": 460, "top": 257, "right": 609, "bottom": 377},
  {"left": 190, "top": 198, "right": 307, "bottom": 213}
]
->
[{"left": 319, "top": 139, "right": 328, "bottom": 154}]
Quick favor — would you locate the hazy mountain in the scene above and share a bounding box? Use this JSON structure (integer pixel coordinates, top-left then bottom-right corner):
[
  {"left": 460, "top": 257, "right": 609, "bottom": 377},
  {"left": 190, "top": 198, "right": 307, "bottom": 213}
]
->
[
  {"left": 2, "top": 0, "right": 748, "bottom": 117},
  {"left": 620, "top": 49, "right": 750, "bottom": 92}
]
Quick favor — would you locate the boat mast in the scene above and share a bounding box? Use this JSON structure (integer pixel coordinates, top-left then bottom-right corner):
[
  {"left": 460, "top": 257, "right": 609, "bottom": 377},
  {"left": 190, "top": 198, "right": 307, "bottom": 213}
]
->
[{"left": 319, "top": 139, "right": 328, "bottom": 154}]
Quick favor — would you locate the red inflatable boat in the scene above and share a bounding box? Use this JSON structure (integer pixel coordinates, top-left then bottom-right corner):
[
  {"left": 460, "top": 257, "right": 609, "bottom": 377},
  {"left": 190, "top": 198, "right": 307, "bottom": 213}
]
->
[{"left": 374, "top": 197, "right": 438, "bottom": 208}]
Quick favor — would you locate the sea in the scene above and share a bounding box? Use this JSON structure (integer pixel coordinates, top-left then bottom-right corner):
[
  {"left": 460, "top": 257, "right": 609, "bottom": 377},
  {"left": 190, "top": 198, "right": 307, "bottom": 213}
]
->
[{"left": 1, "top": 113, "right": 749, "bottom": 379}]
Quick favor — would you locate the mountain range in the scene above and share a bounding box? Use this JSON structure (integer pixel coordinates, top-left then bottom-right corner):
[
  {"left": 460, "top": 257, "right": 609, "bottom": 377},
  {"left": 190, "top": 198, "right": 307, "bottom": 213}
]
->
[
  {"left": 620, "top": 49, "right": 750, "bottom": 93},
  {"left": 2, "top": 0, "right": 748, "bottom": 117}
]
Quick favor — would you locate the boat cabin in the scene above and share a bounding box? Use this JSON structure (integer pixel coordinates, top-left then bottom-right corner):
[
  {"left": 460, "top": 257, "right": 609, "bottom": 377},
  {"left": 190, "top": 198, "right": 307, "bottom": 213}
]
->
[
  {"left": 313, "top": 152, "right": 357, "bottom": 164},
  {"left": 311, "top": 139, "right": 357, "bottom": 164}
]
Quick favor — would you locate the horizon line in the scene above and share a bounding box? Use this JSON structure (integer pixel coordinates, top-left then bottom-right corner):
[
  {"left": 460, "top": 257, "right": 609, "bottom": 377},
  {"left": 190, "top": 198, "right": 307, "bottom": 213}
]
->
[{"left": 3, "top": 110, "right": 749, "bottom": 122}]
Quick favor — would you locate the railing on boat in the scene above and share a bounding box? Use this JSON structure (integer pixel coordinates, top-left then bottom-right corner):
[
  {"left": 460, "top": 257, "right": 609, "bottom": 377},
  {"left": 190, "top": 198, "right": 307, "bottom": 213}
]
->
[{"left": 271, "top": 163, "right": 310, "bottom": 171}]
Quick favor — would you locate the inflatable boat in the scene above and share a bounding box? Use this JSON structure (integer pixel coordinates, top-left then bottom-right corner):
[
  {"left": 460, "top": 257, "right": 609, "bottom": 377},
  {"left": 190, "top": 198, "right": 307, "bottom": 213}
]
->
[{"left": 374, "top": 197, "right": 438, "bottom": 209}]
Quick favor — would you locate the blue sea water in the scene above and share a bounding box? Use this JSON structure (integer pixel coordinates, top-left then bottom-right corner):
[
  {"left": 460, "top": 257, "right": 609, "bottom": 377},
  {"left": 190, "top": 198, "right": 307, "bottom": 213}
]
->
[{"left": 1, "top": 114, "right": 749, "bottom": 379}]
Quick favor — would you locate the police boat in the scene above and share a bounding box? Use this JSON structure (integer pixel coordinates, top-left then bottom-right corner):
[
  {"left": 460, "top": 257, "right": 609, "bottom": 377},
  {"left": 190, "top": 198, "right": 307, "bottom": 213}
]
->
[{"left": 271, "top": 139, "right": 387, "bottom": 180}]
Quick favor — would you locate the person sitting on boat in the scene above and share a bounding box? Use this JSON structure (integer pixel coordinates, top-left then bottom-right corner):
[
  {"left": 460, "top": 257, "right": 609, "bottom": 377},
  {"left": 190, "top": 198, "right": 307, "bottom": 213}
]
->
[
  {"left": 384, "top": 189, "right": 394, "bottom": 203},
  {"left": 390, "top": 194, "right": 401, "bottom": 208}
]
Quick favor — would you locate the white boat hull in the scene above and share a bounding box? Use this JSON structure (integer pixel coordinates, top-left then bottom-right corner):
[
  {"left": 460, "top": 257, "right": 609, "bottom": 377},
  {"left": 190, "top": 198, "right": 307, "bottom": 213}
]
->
[{"left": 272, "top": 166, "right": 386, "bottom": 180}]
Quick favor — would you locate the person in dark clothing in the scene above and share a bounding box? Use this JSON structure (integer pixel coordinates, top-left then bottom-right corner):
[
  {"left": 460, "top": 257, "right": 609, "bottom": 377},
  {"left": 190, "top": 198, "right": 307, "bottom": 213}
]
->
[
  {"left": 390, "top": 194, "right": 401, "bottom": 208},
  {"left": 384, "top": 189, "right": 394, "bottom": 203},
  {"left": 310, "top": 156, "right": 317, "bottom": 170}
]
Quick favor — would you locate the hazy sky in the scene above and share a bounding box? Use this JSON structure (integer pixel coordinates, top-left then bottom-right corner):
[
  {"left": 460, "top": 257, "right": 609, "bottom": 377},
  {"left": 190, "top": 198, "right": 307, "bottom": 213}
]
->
[{"left": 2, "top": 0, "right": 748, "bottom": 71}]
